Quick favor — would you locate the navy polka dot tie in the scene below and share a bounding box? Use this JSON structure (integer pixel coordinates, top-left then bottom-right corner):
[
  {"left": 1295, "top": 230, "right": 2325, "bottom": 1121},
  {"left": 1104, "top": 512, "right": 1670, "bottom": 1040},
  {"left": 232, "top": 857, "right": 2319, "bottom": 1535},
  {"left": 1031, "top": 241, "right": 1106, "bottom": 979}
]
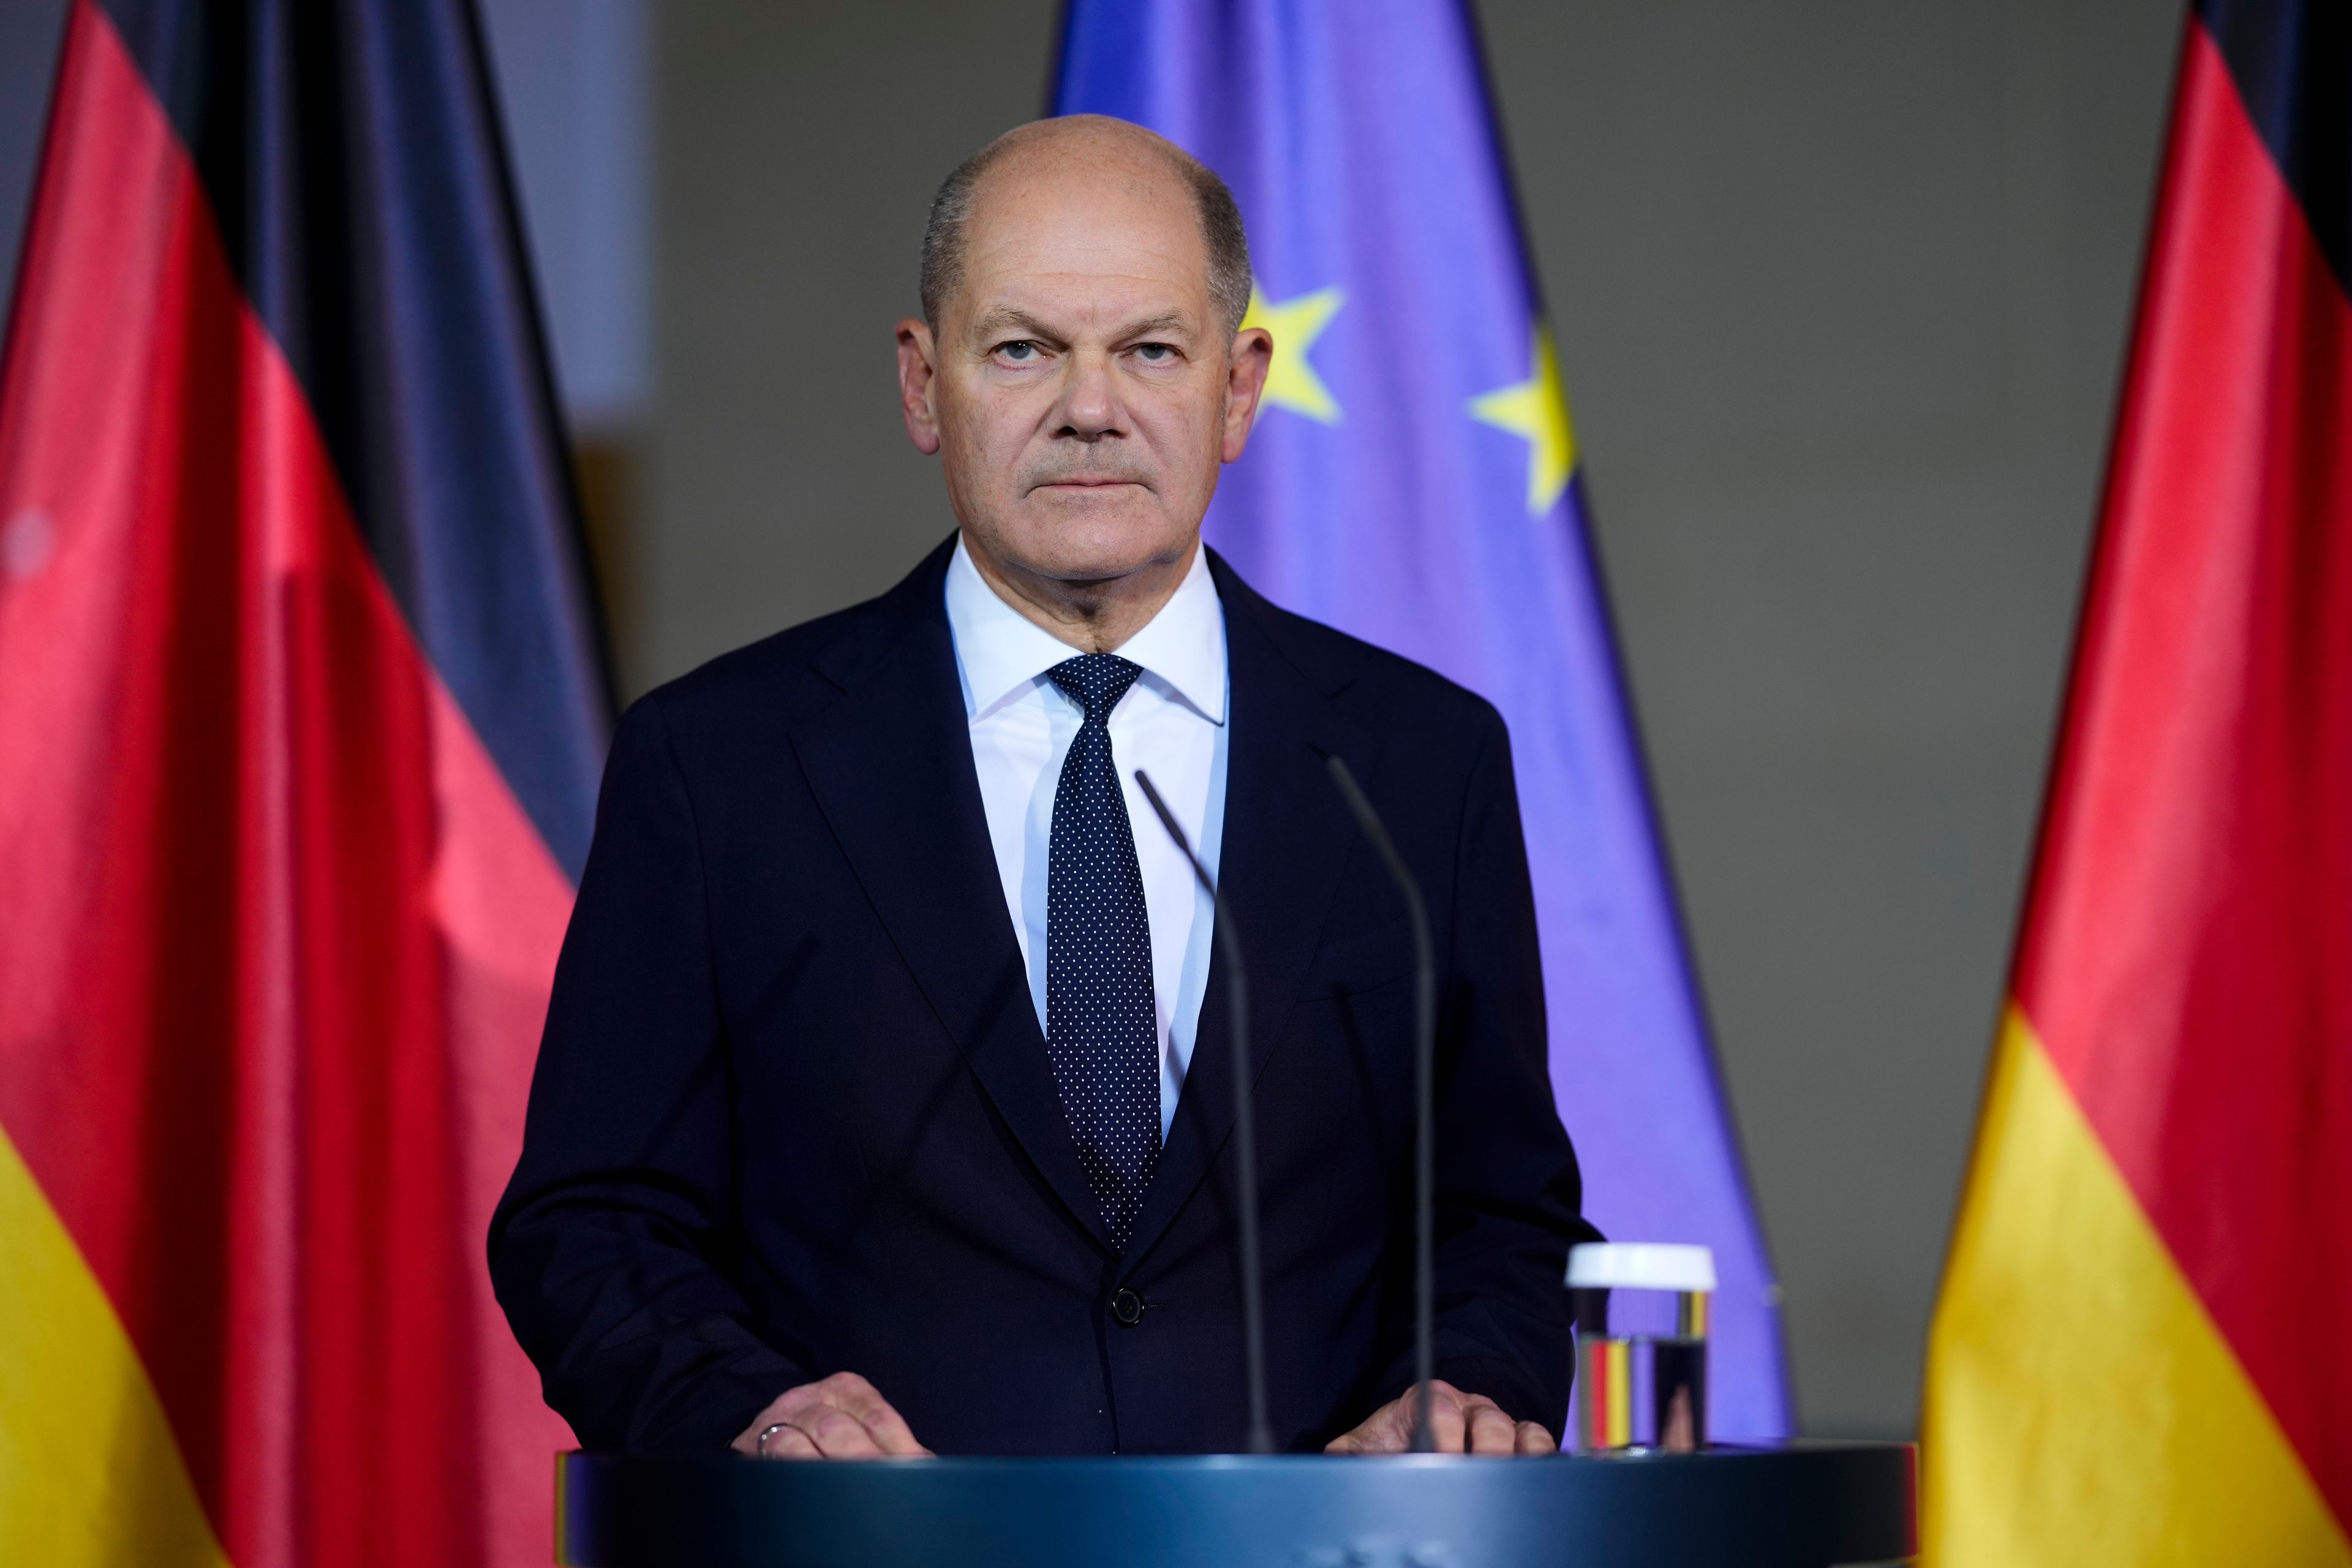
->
[{"left": 1044, "top": 653, "right": 1161, "bottom": 1252}]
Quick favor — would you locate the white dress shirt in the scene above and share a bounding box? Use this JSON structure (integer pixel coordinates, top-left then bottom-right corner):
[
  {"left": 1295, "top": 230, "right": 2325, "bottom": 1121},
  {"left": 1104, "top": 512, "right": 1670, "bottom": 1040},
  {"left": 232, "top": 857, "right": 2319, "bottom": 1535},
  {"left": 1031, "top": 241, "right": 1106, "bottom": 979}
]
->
[{"left": 944, "top": 535, "right": 1229, "bottom": 1137}]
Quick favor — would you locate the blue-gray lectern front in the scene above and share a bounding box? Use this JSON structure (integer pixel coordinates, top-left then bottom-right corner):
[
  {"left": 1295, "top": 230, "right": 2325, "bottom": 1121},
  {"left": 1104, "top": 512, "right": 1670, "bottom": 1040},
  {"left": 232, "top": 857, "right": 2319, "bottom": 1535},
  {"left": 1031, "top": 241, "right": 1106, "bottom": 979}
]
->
[{"left": 556, "top": 1442, "right": 1916, "bottom": 1566}]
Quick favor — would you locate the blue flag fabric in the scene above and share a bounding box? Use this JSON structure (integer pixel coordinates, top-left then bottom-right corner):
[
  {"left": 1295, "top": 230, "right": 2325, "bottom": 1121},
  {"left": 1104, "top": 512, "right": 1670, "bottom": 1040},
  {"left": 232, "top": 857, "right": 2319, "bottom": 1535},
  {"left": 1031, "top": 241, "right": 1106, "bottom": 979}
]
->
[{"left": 1055, "top": 0, "right": 1791, "bottom": 1437}]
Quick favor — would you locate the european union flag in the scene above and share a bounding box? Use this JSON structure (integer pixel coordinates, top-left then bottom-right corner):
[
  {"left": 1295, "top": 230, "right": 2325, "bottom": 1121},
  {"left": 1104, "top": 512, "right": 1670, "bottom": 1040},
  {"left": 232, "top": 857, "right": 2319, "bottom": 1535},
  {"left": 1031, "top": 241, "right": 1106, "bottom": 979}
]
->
[{"left": 1057, "top": 0, "right": 1791, "bottom": 1437}]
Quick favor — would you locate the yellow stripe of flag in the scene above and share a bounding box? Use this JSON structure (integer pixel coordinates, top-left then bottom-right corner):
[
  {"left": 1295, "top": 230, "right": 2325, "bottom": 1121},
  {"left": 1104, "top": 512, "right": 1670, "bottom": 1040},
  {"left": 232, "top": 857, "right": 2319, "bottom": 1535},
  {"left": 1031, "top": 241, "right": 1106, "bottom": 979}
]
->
[
  {"left": 1923, "top": 1010, "right": 2351, "bottom": 1566},
  {"left": 0, "top": 1126, "right": 232, "bottom": 1567}
]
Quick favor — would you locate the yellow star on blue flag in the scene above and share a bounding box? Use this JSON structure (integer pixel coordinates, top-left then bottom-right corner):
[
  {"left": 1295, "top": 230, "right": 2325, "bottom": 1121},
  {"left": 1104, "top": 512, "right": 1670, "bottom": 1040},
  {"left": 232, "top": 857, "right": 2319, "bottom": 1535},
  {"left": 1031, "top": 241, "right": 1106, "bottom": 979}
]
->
[
  {"left": 1469, "top": 325, "right": 1577, "bottom": 515},
  {"left": 1240, "top": 281, "right": 1343, "bottom": 424}
]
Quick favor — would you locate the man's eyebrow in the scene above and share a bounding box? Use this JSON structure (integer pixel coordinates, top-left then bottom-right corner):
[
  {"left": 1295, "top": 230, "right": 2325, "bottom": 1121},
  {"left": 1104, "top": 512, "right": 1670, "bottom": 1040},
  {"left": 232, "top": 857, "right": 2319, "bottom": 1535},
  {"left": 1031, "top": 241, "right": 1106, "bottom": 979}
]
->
[
  {"left": 967, "top": 309, "right": 1066, "bottom": 344},
  {"left": 965, "top": 309, "right": 1197, "bottom": 345},
  {"left": 1117, "top": 313, "right": 1192, "bottom": 341}
]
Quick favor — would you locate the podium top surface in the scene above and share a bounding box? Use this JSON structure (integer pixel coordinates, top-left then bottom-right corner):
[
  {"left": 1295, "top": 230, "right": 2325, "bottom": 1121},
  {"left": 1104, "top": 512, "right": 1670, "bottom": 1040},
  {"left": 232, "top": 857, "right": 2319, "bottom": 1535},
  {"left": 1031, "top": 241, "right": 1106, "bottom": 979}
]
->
[{"left": 558, "top": 1441, "right": 1916, "bottom": 1568}]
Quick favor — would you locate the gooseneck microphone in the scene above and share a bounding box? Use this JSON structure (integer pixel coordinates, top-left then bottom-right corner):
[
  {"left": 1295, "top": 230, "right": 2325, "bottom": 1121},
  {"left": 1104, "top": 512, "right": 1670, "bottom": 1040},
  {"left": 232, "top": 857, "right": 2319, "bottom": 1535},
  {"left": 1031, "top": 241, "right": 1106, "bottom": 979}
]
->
[
  {"left": 1322, "top": 755, "right": 1439, "bottom": 1455},
  {"left": 1134, "top": 769, "right": 1276, "bottom": 1456}
]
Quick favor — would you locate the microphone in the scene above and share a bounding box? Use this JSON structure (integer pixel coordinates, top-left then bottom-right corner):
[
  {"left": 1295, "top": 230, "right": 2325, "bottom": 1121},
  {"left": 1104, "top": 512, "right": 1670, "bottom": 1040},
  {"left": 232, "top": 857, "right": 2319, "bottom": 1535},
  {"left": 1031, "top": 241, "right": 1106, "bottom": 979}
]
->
[
  {"left": 1134, "top": 769, "right": 1276, "bottom": 1456},
  {"left": 1322, "top": 755, "right": 1439, "bottom": 1455}
]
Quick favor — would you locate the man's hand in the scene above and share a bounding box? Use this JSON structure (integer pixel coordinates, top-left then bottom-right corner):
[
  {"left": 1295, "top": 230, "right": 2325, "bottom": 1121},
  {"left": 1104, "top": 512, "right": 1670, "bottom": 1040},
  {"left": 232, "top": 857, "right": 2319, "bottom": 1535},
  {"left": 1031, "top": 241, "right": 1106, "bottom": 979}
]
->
[
  {"left": 1325, "top": 1379, "right": 1555, "bottom": 1456},
  {"left": 731, "top": 1371, "right": 933, "bottom": 1460}
]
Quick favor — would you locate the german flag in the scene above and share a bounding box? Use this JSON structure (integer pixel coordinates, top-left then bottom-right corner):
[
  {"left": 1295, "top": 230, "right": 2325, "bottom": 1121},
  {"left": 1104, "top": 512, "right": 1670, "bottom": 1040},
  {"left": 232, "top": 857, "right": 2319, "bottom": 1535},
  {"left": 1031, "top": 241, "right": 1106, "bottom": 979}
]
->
[
  {"left": 1924, "top": 3, "right": 2351, "bottom": 1560},
  {"left": 0, "top": 2, "right": 607, "bottom": 1564}
]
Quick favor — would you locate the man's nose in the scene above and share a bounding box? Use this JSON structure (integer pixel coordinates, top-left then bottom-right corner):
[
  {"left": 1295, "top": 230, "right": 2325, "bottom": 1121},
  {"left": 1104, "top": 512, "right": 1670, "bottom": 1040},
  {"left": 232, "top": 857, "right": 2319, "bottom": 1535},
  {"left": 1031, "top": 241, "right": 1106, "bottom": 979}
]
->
[{"left": 1052, "top": 349, "right": 1128, "bottom": 440}]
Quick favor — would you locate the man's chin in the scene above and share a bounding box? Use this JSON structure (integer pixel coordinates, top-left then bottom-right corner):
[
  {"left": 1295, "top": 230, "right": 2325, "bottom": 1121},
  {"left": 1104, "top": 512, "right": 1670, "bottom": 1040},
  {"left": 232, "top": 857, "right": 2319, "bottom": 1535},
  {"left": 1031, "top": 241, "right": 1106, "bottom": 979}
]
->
[{"left": 992, "top": 503, "right": 1196, "bottom": 583}]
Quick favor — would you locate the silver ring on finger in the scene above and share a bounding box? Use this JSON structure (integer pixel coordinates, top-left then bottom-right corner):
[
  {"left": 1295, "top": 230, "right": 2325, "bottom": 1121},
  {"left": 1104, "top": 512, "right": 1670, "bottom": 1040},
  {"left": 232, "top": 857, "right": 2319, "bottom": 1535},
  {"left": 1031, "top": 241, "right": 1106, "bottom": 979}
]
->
[{"left": 756, "top": 1421, "right": 794, "bottom": 1458}]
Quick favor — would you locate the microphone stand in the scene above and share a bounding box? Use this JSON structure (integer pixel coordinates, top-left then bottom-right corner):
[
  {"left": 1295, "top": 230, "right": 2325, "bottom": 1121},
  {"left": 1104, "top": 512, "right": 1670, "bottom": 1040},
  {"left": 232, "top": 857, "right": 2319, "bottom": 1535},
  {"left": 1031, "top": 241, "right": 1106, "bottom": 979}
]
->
[
  {"left": 1323, "top": 756, "right": 1438, "bottom": 1455},
  {"left": 1134, "top": 770, "right": 1276, "bottom": 1455}
]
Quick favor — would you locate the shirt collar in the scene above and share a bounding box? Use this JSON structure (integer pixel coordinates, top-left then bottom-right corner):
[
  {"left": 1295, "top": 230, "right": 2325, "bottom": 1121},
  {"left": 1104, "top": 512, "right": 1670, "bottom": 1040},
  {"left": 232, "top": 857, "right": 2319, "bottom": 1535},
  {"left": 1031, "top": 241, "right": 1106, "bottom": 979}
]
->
[{"left": 944, "top": 533, "right": 1227, "bottom": 725}]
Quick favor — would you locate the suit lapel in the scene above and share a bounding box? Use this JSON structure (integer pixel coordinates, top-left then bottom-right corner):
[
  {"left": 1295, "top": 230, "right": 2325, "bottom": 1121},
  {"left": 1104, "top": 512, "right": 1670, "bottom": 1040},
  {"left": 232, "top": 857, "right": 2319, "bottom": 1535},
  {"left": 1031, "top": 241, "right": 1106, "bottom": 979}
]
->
[
  {"left": 1124, "top": 555, "right": 1371, "bottom": 1271},
  {"left": 790, "top": 544, "right": 1114, "bottom": 1254}
]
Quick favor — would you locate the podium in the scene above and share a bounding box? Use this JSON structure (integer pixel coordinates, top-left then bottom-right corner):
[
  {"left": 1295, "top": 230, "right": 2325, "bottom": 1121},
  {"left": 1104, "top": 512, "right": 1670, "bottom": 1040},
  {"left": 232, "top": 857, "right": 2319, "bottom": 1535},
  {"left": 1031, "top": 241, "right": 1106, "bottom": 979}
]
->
[{"left": 557, "top": 1442, "right": 1915, "bottom": 1566}]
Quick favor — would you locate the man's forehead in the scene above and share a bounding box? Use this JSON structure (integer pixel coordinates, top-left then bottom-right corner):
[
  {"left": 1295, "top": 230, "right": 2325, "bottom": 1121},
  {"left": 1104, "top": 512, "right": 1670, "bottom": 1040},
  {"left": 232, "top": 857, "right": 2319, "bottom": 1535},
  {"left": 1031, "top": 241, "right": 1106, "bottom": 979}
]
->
[
  {"left": 957, "top": 195, "right": 1212, "bottom": 331},
  {"left": 968, "top": 144, "right": 1202, "bottom": 251}
]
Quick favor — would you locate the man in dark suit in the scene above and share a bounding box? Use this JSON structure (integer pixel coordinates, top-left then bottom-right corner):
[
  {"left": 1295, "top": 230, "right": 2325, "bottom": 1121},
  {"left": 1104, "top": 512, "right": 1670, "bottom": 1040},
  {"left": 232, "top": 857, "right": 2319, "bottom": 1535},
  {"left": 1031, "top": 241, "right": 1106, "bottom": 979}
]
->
[{"left": 490, "top": 114, "right": 1597, "bottom": 1460}]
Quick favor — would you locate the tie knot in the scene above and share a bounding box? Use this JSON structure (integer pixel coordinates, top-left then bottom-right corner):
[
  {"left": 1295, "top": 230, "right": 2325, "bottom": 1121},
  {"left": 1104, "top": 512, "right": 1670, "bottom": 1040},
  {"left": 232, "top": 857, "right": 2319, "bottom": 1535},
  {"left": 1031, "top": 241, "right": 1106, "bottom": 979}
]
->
[{"left": 1047, "top": 653, "right": 1144, "bottom": 725}]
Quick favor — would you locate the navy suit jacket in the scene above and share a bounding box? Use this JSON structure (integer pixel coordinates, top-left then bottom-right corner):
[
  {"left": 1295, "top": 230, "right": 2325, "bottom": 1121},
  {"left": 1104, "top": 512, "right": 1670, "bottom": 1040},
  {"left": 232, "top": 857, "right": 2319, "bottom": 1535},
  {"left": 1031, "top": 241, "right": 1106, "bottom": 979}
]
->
[{"left": 489, "top": 540, "right": 1598, "bottom": 1454}]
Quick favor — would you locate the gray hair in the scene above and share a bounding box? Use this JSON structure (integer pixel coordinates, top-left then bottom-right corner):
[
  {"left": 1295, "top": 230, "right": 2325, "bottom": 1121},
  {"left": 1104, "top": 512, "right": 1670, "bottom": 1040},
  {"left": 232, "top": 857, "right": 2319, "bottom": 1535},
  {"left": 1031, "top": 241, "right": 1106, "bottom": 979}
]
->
[{"left": 919, "top": 126, "right": 1254, "bottom": 338}]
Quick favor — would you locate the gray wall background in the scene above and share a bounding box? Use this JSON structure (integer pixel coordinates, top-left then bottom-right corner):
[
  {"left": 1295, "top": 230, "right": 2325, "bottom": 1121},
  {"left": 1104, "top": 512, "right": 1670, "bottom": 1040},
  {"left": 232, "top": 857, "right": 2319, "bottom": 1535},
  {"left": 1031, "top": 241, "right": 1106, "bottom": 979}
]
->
[{"left": 0, "top": 0, "right": 2184, "bottom": 1438}]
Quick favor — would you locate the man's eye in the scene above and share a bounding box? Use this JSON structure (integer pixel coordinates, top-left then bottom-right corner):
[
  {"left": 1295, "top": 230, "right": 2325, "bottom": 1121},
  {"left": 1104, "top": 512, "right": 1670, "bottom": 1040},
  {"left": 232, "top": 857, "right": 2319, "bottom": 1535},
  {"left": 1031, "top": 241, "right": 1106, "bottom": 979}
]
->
[
  {"left": 1134, "top": 342, "right": 1175, "bottom": 363},
  {"left": 998, "top": 341, "right": 1039, "bottom": 362}
]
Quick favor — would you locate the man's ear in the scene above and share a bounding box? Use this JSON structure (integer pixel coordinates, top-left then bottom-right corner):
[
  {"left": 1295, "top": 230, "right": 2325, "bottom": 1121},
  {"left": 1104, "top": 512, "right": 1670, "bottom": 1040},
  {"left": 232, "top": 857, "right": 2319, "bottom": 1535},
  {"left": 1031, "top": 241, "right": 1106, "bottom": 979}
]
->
[
  {"left": 1221, "top": 325, "right": 1273, "bottom": 463},
  {"left": 897, "top": 318, "right": 943, "bottom": 456}
]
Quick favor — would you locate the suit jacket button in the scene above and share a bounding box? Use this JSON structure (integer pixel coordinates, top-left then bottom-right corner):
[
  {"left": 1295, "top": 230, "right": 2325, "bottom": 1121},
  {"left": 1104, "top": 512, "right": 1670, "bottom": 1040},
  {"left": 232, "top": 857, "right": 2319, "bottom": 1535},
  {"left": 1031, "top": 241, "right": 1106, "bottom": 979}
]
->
[{"left": 1111, "top": 1287, "right": 1145, "bottom": 1327}]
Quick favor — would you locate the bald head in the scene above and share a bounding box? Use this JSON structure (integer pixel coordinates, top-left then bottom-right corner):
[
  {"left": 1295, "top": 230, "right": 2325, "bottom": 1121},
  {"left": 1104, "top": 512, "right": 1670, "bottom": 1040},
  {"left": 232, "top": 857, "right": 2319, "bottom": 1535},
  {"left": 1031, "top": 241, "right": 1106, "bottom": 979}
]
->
[{"left": 919, "top": 116, "right": 1252, "bottom": 337}]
